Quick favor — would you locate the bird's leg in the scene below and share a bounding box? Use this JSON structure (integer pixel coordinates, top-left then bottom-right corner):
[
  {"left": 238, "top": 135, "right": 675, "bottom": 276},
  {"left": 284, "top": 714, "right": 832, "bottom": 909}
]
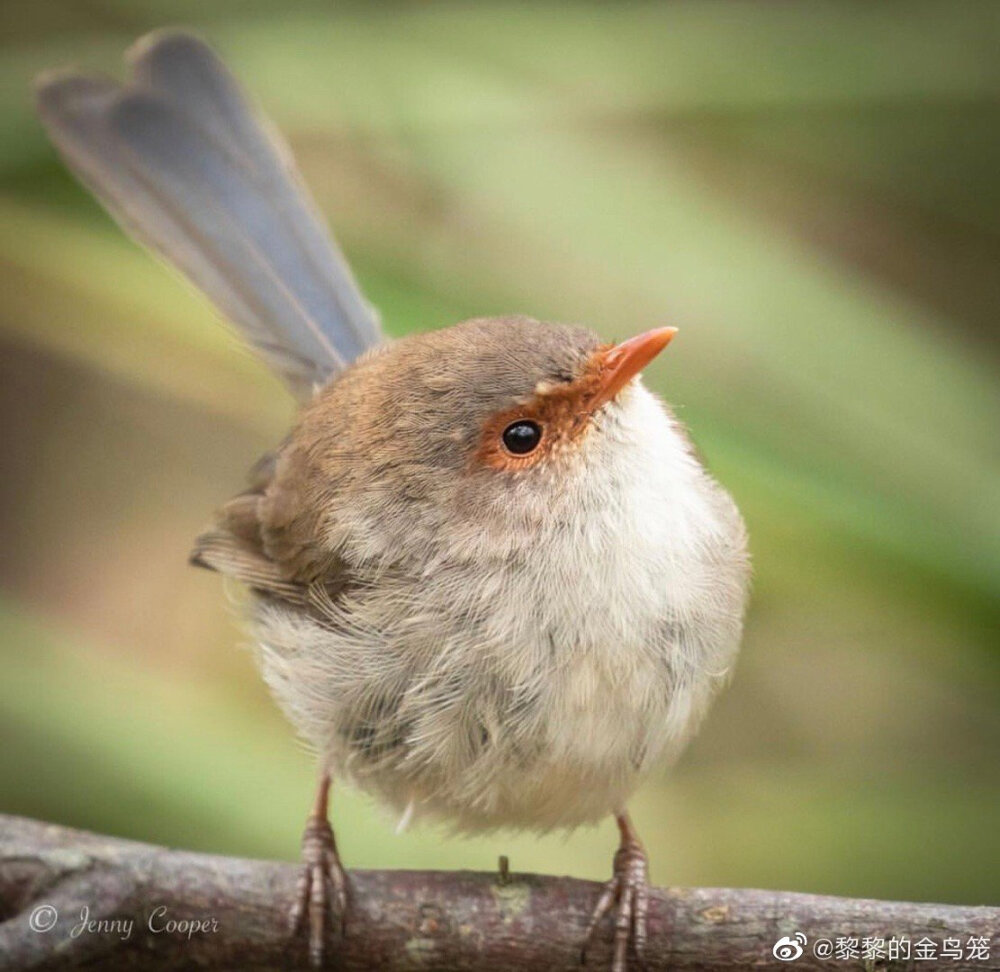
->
[
  {"left": 288, "top": 773, "right": 349, "bottom": 967},
  {"left": 582, "top": 811, "right": 650, "bottom": 972}
]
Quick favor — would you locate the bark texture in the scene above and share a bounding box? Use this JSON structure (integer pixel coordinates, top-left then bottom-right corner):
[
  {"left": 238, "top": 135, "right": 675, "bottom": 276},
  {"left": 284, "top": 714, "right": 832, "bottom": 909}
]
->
[{"left": 0, "top": 814, "right": 996, "bottom": 971}]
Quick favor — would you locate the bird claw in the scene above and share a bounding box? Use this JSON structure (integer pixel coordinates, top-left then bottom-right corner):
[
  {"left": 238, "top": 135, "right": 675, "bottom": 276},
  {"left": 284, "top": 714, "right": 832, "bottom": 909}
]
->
[
  {"left": 288, "top": 814, "right": 349, "bottom": 967},
  {"left": 581, "top": 838, "right": 650, "bottom": 972}
]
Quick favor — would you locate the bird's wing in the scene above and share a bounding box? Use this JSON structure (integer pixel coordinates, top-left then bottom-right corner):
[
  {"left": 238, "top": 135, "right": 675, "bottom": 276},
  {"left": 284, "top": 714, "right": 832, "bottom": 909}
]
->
[
  {"left": 190, "top": 491, "right": 308, "bottom": 603},
  {"left": 35, "top": 29, "right": 382, "bottom": 399},
  {"left": 190, "top": 447, "right": 345, "bottom": 611}
]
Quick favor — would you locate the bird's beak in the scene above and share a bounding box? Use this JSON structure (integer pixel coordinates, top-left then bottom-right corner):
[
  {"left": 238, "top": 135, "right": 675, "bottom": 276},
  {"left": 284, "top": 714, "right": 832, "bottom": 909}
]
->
[{"left": 591, "top": 327, "right": 677, "bottom": 409}]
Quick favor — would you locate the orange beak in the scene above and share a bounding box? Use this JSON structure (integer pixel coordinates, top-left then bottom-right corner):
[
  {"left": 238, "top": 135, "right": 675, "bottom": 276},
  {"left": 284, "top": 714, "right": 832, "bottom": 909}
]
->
[{"left": 591, "top": 327, "right": 677, "bottom": 409}]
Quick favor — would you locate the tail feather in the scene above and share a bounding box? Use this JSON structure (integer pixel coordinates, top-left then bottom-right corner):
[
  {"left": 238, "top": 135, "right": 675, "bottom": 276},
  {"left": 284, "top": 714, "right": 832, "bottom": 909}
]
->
[{"left": 35, "top": 30, "right": 382, "bottom": 398}]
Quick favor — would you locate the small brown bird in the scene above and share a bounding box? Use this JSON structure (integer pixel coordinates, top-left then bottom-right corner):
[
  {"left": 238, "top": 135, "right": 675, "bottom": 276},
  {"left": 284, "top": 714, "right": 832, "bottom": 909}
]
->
[{"left": 36, "top": 31, "right": 750, "bottom": 971}]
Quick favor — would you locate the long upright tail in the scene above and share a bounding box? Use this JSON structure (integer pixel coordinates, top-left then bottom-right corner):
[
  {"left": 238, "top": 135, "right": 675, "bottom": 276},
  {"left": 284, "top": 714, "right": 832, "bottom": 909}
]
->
[{"left": 35, "top": 29, "right": 383, "bottom": 399}]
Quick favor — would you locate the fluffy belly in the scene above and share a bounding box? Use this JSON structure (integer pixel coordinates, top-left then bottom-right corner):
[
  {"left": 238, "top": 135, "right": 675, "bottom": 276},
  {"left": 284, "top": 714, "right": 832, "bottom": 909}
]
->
[
  {"left": 435, "top": 649, "right": 674, "bottom": 831},
  {"left": 255, "top": 597, "right": 683, "bottom": 832}
]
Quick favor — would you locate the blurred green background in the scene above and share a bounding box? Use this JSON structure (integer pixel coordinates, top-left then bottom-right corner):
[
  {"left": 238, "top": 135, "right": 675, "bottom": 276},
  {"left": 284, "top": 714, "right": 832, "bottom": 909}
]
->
[{"left": 1, "top": 0, "right": 998, "bottom": 907}]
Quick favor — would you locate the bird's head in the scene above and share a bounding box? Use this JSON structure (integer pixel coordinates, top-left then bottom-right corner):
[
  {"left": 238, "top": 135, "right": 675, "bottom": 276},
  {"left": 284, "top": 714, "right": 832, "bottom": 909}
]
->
[
  {"left": 468, "top": 321, "right": 676, "bottom": 474},
  {"left": 286, "top": 316, "right": 683, "bottom": 562}
]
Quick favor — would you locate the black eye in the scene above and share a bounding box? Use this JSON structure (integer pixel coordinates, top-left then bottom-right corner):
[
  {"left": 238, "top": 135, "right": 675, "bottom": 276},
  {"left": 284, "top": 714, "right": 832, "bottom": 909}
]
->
[{"left": 502, "top": 420, "right": 542, "bottom": 455}]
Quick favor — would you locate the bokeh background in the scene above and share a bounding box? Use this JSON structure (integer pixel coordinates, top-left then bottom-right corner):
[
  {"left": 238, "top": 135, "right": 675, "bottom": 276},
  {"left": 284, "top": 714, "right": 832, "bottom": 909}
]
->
[{"left": 1, "top": 1, "right": 998, "bottom": 908}]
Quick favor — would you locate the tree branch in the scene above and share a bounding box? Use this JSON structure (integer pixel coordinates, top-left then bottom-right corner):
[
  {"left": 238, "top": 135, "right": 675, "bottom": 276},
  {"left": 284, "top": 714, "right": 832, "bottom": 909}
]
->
[{"left": 0, "top": 814, "right": 995, "bottom": 971}]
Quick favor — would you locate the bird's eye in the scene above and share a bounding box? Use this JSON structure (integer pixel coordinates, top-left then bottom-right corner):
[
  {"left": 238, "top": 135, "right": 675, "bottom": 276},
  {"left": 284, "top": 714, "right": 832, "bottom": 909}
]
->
[{"left": 501, "top": 420, "right": 542, "bottom": 455}]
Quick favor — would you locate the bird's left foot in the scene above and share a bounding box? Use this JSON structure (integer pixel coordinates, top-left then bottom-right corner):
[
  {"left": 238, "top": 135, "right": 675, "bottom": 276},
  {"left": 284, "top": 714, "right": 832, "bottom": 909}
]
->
[{"left": 582, "top": 813, "right": 649, "bottom": 972}]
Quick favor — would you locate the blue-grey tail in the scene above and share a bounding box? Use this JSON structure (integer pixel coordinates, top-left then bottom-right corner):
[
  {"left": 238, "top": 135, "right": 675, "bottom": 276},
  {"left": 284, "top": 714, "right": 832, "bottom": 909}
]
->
[{"left": 35, "top": 29, "right": 382, "bottom": 399}]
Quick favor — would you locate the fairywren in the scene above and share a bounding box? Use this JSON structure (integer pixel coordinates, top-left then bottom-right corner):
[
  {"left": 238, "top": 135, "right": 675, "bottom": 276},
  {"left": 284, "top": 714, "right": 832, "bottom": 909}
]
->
[{"left": 36, "top": 30, "right": 750, "bottom": 971}]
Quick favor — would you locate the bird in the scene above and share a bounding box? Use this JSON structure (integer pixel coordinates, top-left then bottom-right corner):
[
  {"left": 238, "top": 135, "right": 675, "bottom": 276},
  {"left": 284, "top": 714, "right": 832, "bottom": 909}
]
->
[{"left": 36, "top": 30, "right": 750, "bottom": 972}]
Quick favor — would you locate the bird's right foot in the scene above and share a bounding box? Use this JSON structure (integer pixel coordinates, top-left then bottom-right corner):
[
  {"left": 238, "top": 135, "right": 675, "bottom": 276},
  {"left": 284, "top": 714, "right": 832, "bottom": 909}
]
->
[{"left": 288, "top": 800, "right": 349, "bottom": 967}]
